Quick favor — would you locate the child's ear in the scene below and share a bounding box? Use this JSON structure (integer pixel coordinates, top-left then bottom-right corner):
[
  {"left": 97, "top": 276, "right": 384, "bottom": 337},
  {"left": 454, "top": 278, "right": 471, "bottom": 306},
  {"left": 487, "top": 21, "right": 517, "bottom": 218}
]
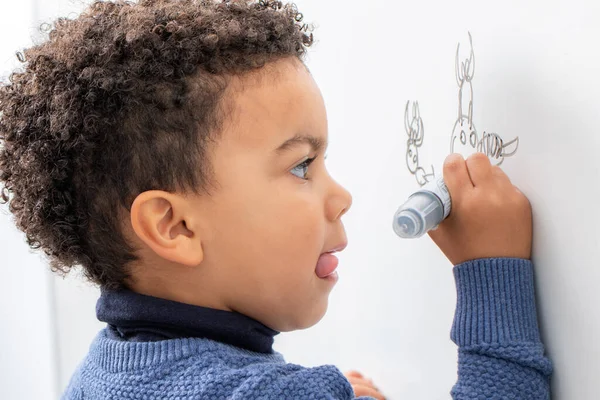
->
[{"left": 129, "top": 190, "right": 204, "bottom": 267}]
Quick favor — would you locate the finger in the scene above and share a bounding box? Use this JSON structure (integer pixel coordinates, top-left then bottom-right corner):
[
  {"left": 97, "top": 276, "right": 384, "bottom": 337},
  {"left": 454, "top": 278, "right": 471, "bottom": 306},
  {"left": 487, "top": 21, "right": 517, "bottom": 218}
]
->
[
  {"left": 465, "top": 152, "right": 492, "bottom": 187},
  {"left": 344, "top": 370, "right": 364, "bottom": 379},
  {"left": 443, "top": 153, "right": 472, "bottom": 201},
  {"left": 513, "top": 186, "right": 531, "bottom": 211},
  {"left": 491, "top": 165, "right": 511, "bottom": 184},
  {"left": 352, "top": 383, "right": 386, "bottom": 400},
  {"left": 513, "top": 185, "right": 524, "bottom": 195},
  {"left": 347, "top": 376, "right": 381, "bottom": 393},
  {"left": 346, "top": 376, "right": 373, "bottom": 387}
]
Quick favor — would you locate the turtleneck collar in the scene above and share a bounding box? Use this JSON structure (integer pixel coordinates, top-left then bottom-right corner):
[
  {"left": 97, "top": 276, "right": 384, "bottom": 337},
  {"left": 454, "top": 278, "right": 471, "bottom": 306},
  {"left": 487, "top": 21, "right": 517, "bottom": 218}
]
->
[{"left": 96, "top": 287, "right": 279, "bottom": 354}]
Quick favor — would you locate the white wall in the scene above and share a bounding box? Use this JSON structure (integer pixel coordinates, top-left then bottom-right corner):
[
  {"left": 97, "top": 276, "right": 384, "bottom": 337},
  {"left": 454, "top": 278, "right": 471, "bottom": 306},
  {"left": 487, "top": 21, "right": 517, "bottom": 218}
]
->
[
  {"left": 285, "top": 1, "right": 600, "bottom": 399},
  {"left": 0, "top": 2, "right": 59, "bottom": 399},
  {"left": 3, "top": 1, "right": 600, "bottom": 399}
]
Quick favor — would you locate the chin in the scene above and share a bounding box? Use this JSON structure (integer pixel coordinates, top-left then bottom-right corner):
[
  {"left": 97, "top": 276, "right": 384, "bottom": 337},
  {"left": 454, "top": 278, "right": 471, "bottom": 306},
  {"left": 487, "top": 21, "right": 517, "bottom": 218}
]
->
[{"left": 279, "top": 300, "right": 329, "bottom": 332}]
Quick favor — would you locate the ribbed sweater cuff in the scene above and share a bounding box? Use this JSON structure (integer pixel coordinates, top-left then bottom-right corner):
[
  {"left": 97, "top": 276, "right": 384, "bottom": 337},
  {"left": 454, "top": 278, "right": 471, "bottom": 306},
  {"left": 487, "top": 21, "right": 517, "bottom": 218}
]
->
[{"left": 451, "top": 258, "right": 541, "bottom": 347}]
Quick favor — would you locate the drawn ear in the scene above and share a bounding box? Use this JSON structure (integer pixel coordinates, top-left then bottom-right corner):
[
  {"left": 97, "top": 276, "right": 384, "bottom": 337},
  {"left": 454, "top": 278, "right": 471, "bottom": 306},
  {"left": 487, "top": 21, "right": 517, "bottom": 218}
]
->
[{"left": 404, "top": 101, "right": 411, "bottom": 136}]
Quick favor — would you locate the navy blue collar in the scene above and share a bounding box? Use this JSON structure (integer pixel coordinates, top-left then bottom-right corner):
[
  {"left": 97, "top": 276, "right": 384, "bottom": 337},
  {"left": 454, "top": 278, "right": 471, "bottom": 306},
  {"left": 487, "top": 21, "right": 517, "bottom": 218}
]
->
[{"left": 96, "top": 288, "right": 279, "bottom": 354}]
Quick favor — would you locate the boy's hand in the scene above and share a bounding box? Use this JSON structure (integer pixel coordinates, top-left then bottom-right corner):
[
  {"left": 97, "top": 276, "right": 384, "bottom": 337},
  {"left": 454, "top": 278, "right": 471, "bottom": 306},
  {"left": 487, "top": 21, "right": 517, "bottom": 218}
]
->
[
  {"left": 343, "top": 370, "right": 386, "bottom": 400},
  {"left": 428, "top": 153, "right": 532, "bottom": 265}
]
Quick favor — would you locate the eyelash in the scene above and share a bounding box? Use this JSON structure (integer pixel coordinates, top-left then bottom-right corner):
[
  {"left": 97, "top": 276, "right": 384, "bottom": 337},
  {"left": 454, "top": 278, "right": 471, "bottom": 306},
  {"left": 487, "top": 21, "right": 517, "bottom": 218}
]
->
[
  {"left": 290, "top": 153, "right": 328, "bottom": 181},
  {"left": 290, "top": 156, "right": 317, "bottom": 180}
]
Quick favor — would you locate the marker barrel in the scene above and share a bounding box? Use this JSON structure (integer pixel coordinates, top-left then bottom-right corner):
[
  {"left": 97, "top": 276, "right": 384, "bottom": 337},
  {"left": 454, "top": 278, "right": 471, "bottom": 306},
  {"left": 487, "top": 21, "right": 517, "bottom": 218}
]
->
[{"left": 393, "top": 177, "right": 452, "bottom": 238}]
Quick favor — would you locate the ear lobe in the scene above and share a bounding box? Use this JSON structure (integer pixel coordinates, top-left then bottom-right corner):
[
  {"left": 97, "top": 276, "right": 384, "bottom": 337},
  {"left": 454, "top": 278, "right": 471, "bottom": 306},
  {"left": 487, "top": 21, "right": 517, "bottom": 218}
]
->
[{"left": 130, "top": 190, "right": 204, "bottom": 267}]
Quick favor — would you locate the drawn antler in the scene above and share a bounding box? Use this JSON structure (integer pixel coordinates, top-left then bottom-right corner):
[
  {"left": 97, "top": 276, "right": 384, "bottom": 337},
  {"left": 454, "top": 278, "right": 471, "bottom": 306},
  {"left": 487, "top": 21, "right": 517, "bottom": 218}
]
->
[
  {"left": 404, "top": 101, "right": 412, "bottom": 137},
  {"left": 404, "top": 101, "right": 434, "bottom": 186},
  {"left": 455, "top": 32, "right": 476, "bottom": 129},
  {"left": 455, "top": 32, "right": 475, "bottom": 86}
]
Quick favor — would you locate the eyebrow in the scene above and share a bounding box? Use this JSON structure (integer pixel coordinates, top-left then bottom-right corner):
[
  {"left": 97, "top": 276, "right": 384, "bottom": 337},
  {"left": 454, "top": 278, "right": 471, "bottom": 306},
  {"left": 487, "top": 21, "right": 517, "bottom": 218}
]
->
[{"left": 275, "top": 134, "right": 327, "bottom": 154}]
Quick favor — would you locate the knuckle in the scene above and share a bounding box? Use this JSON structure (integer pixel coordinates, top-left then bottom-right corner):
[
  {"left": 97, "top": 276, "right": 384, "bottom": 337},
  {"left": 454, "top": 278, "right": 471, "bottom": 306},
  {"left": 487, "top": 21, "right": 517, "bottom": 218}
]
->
[
  {"left": 477, "top": 191, "right": 502, "bottom": 211},
  {"left": 463, "top": 190, "right": 478, "bottom": 205},
  {"left": 493, "top": 166, "right": 513, "bottom": 184},
  {"left": 517, "top": 192, "right": 531, "bottom": 210},
  {"left": 491, "top": 165, "right": 505, "bottom": 177},
  {"left": 492, "top": 193, "right": 506, "bottom": 209}
]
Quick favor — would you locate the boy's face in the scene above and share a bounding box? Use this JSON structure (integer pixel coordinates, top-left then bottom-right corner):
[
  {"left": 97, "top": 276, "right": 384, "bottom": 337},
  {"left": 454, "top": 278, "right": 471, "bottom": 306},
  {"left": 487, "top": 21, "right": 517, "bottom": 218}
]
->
[{"left": 182, "top": 58, "right": 352, "bottom": 332}]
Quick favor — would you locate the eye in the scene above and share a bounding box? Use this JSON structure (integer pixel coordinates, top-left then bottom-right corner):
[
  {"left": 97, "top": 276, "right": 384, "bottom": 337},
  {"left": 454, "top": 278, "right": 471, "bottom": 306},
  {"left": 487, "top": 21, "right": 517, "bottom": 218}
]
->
[{"left": 290, "top": 156, "right": 316, "bottom": 180}]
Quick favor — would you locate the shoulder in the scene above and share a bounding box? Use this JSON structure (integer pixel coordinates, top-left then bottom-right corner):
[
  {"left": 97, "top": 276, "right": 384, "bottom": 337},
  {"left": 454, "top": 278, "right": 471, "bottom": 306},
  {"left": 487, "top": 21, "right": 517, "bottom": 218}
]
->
[{"left": 70, "top": 331, "right": 356, "bottom": 399}]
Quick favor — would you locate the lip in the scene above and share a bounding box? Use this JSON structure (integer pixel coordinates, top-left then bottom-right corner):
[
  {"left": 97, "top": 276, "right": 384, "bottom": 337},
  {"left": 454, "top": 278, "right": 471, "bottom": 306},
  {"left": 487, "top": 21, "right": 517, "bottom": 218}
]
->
[
  {"left": 323, "top": 270, "right": 339, "bottom": 283},
  {"left": 322, "top": 241, "right": 348, "bottom": 255}
]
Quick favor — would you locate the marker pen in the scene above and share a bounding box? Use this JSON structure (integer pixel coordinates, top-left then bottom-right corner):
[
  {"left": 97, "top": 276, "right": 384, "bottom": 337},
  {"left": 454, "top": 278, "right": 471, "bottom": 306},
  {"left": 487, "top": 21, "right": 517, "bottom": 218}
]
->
[{"left": 393, "top": 176, "right": 452, "bottom": 238}]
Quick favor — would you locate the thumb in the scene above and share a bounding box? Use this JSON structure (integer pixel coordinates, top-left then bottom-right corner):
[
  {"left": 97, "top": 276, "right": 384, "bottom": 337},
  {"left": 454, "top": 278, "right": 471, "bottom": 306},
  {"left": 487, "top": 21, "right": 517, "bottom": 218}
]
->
[{"left": 428, "top": 154, "right": 470, "bottom": 248}]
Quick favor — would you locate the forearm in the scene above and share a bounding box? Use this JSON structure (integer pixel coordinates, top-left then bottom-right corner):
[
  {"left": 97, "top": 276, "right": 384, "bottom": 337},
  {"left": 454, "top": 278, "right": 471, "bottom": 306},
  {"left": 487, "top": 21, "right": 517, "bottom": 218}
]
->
[{"left": 451, "top": 258, "right": 552, "bottom": 399}]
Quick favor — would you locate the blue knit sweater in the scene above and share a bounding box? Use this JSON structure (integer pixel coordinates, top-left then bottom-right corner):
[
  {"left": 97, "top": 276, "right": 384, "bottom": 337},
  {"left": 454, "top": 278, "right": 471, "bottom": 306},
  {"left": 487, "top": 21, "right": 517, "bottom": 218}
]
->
[{"left": 62, "top": 258, "right": 552, "bottom": 399}]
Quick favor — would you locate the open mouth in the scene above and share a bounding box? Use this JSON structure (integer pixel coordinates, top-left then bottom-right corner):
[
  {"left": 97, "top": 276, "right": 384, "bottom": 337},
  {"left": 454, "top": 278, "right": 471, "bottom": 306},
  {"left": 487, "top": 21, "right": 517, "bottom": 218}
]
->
[{"left": 315, "top": 242, "right": 347, "bottom": 280}]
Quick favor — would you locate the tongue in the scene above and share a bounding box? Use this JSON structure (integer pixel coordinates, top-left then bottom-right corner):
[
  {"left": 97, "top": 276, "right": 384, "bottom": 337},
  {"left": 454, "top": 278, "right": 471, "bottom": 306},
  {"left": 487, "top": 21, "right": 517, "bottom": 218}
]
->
[{"left": 315, "top": 253, "right": 339, "bottom": 278}]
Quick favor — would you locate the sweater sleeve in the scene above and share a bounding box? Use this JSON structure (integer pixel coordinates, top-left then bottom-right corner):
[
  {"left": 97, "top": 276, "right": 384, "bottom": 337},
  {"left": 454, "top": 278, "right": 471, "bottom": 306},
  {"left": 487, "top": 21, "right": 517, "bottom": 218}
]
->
[{"left": 451, "top": 258, "right": 552, "bottom": 399}]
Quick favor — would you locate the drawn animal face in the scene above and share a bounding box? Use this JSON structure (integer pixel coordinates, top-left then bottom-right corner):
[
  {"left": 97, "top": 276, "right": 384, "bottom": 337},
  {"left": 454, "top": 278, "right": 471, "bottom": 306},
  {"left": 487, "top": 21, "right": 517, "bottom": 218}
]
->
[
  {"left": 451, "top": 115, "right": 478, "bottom": 156},
  {"left": 406, "top": 142, "right": 419, "bottom": 173},
  {"left": 405, "top": 101, "right": 425, "bottom": 173}
]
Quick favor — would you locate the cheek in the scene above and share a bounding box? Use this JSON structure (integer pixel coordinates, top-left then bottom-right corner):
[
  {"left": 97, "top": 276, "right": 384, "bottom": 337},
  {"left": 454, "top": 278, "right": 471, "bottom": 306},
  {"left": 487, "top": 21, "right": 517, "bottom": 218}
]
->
[
  {"left": 259, "top": 196, "right": 325, "bottom": 270},
  {"left": 209, "top": 187, "right": 325, "bottom": 278},
  {"left": 204, "top": 183, "right": 331, "bottom": 330}
]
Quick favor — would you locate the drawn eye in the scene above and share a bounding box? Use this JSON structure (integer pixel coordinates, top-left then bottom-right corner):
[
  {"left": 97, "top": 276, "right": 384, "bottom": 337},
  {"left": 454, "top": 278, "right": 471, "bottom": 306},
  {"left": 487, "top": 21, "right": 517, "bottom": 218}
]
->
[
  {"left": 460, "top": 130, "right": 467, "bottom": 144},
  {"left": 470, "top": 131, "right": 477, "bottom": 147}
]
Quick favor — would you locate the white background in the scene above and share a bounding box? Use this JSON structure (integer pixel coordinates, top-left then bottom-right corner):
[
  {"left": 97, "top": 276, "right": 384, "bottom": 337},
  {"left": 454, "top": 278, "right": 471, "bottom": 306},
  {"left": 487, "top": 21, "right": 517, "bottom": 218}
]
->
[{"left": 2, "top": 0, "right": 600, "bottom": 399}]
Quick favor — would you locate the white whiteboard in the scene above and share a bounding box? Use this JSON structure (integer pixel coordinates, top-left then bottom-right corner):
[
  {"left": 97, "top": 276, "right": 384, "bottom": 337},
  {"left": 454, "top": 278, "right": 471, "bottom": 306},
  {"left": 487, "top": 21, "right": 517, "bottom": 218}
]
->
[
  {"left": 11, "top": 0, "right": 599, "bottom": 399},
  {"left": 282, "top": 1, "right": 600, "bottom": 399}
]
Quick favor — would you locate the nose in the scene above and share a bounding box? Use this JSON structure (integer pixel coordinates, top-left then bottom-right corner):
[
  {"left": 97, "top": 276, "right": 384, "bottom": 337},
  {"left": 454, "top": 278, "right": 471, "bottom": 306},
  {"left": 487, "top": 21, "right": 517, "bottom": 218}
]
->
[{"left": 326, "top": 178, "right": 352, "bottom": 222}]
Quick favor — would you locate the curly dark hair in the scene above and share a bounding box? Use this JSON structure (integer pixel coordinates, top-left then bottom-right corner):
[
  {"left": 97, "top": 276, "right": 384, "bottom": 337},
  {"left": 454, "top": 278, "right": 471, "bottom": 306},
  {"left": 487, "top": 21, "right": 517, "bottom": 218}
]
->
[{"left": 0, "top": 0, "right": 313, "bottom": 289}]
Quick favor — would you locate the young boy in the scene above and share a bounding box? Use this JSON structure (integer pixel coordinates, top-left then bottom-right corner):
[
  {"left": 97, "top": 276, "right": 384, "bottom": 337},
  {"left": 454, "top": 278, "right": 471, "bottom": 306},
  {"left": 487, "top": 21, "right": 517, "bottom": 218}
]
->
[{"left": 0, "top": 0, "right": 552, "bottom": 399}]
